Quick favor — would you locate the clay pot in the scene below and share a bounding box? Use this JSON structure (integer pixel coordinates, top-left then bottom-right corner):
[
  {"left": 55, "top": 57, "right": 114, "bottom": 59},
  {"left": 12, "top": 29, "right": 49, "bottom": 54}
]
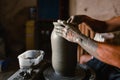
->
[{"left": 51, "top": 22, "right": 77, "bottom": 77}]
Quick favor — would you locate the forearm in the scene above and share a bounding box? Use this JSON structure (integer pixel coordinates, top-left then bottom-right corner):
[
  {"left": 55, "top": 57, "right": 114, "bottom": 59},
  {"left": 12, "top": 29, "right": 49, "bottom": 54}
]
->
[
  {"left": 106, "top": 16, "right": 120, "bottom": 32},
  {"left": 84, "top": 19, "right": 108, "bottom": 33},
  {"left": 76, "top": 33, "right": 120, "bottom": 68},
  {"left": 76, "top": 33, "right": 99, "bottom": 58},
  {"left": 78, "top": 15, "right": 120, "bottom": 32},
  {"left": 76, "top": 15, "right": 108, "bottom": 33},
  {"left": 70, "top": 15, "right": 120, "bottom": 33},
  {"left": 97, "top": 43, "right": 120, "bottom": 68}
]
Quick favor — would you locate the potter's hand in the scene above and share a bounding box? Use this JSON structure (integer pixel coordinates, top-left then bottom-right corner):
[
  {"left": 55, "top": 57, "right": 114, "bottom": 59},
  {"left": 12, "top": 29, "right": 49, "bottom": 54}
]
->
[{"left": 54, "top": 20, "right": 81, "bottom": 43}]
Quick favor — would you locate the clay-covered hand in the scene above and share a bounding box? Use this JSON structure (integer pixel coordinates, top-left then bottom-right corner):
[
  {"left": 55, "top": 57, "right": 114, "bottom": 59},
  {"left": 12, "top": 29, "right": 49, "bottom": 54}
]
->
[{"left": 54, "top": 20, "right": 81, "bottom": 43}]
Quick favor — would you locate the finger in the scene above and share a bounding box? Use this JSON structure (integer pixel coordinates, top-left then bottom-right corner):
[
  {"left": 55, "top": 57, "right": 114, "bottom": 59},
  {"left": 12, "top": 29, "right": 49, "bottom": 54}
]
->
[
  {"left": 55, "top": 31, "right": 63, "bottom": 36},
  {"left": 55, "top": 26, "right": 68, "bottom": 37},
  {"left": 57, "top": 19, "right": 74, "bottom": 28},
  {"left": 55, "top": 26, "right": 64, "bottom": 31},
  {"left": 53, "top": 22, "right": 65, "bottom": 28},
  {"left": 54, "top": 26, "right": 64, "bottom": 33},
  {"left": 57, "top": 20, "right": 70, "bottom": 27},
  {"left": 67, "top": 16, "right": 74, "bottom": 23},
  {"left": 55, "top": 29, "right": 66, "bottom": 37},
  {"left": 57, "top": 19, "right": 66, "bottom": 25},
  {"left": 57, "top": 20, "right": 80, "bottom": 34},
  {"left": 67, "top": 18, "right": 72, "bottom": 23}
]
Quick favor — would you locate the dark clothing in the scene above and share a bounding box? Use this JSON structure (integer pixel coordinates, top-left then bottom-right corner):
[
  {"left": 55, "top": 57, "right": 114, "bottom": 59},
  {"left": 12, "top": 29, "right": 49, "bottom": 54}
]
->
[{"left": 86, "top": 58, "right": 120, "bottom": 80}]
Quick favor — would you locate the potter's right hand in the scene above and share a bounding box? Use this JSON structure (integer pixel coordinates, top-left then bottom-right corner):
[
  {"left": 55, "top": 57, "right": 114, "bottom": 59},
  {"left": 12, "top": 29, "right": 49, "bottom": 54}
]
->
[{"left": 54, "top": 20, "right": 81, "bottom": 43}]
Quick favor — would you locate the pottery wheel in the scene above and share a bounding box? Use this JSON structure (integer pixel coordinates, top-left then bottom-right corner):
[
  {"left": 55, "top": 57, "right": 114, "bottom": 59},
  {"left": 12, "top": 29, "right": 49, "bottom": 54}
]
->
[{"left": 43, "top": 64, "right": 96, "bottom": 80}]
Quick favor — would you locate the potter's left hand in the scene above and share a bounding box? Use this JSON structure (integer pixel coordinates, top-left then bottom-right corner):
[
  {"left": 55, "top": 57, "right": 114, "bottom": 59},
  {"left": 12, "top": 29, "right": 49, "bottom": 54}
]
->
[{"left": 54, "top": 20, "right": 81, "bottom": 43}]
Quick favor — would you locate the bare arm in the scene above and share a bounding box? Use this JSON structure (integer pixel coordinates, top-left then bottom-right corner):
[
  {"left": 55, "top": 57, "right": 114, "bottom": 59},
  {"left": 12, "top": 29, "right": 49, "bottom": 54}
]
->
[
  {"left": 76, "top": 33, "right": 120, "bottom": 68},
  {"left": 96, "top": 43, "right": 120, "bottom": 68},
  {"left": 106, "top": 16, "right": 120, "bottom": 32},
  {"left": 68, "top": 15, "right": 120, "bottom": 33}
]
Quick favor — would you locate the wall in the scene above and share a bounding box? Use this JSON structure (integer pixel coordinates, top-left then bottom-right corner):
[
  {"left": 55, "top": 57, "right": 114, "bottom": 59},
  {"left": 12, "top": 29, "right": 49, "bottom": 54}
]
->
[
  {"left": 69, "top": 0, "right": 120, "bottom": 20},
  {"left": 0, "top": 0, "right": 37, "bottom": 58}
]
